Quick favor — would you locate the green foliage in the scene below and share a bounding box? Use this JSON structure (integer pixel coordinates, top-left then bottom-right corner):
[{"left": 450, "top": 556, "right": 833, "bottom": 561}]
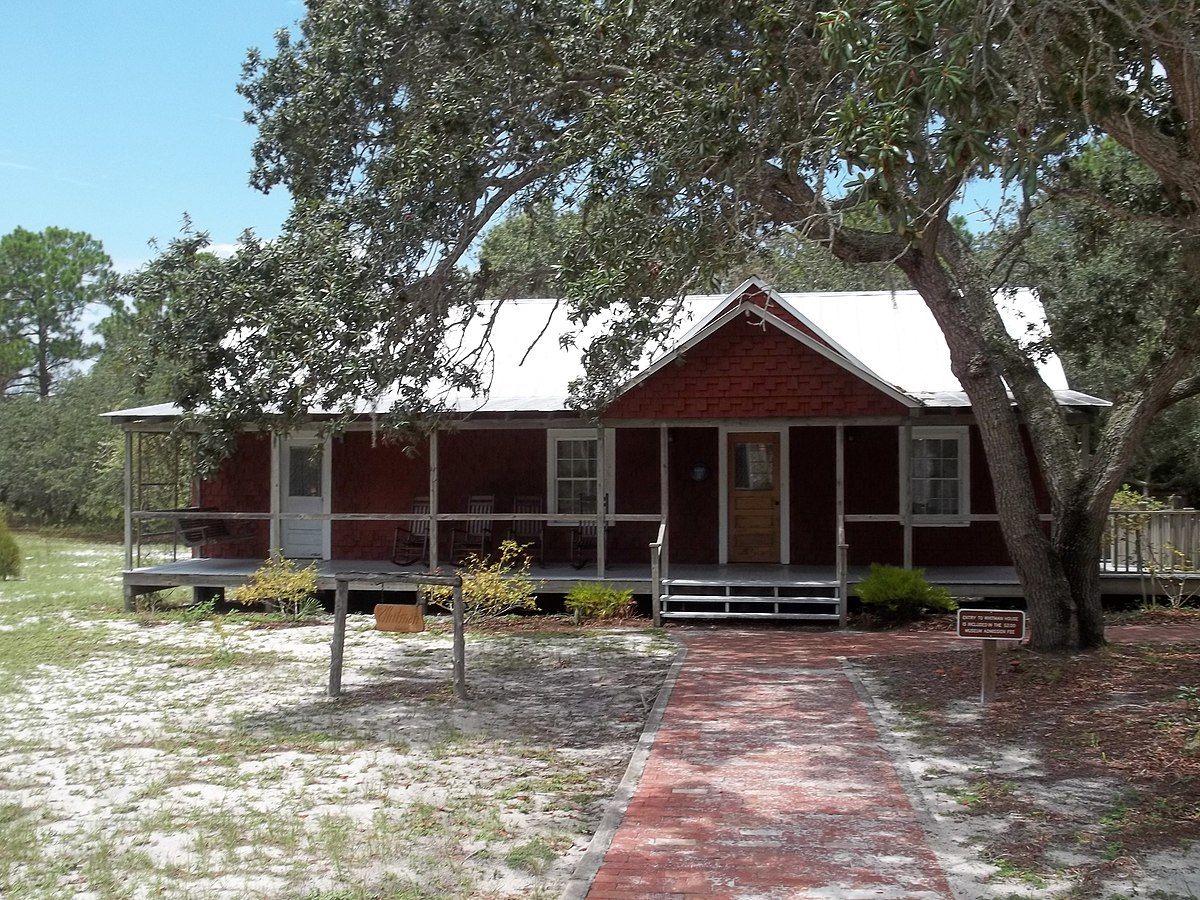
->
[
  {"left": 230, "top": 556, "right": 320, "bottom": 620},
  {"left": 0, "top": 514, "right": 20, "bottom": 581},
  {"left": 0, "top": 372, "right": 128, "bottom": 524},
  {"left": 0, "top": 225, "right": 172, "bottom": 527},
  {"left": 0, "top": 226, "right": 113, "bottom": 398},
  {"left": 564, "top": 583, "right": 634, "bottom": 620},
  {"left": 856, "top": 564, "right": 956, "bottom": 623},
  {"left": 1013, "top": 140, "right": 1200, "bottom": 502},
  {"left": 1110, "top": 485, "right": 1165, "bottom": 512},
  {"left": 179, "top": 598, "right": 216, "bottom": 624},
  {"left": 425, "top": 541, "right": 542, "bottom": 622},
  {"left": 479, "top": 202, "right": 581, "bottom": 298}
]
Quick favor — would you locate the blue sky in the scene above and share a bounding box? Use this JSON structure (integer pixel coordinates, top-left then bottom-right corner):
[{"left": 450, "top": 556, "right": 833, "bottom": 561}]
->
[
  {"left": 0, "top": 3, "right": 1006, "bottom": 277},
  {"left": 0, "top": 2, "right": 302, "bottom": 272}
]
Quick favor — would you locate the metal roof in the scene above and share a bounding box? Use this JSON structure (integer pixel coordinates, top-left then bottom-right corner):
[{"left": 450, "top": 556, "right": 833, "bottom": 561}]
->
[{"left": 103, "top": 278, "right": 1110, "bottom": 422}]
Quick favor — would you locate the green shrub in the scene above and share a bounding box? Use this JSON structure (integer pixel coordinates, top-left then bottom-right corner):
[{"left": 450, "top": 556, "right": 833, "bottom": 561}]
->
[
  {"left": 856, "top": 564, "right": 956, "bottom": 622},
  {"left": 179, "top": 598, "right": 216, "bottom": 624},
  {"left": 230, "top": 555, "right": 320, "bottom": 620},
  {"left": 565, "top": 583, "right": 634, "bottom": 620},
  {"left": 0, "top": 513, "right": 20, "bottom": 580},
  {"left": 424, "top": 540, "right": 542, "bottom": 621}
]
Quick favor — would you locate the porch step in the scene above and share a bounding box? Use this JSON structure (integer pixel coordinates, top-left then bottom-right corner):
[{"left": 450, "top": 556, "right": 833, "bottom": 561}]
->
[
  {"left": 664, "top": 594, "right": 839, "bottom": 605},
  {"left": 659, "top": 578, "right": 844, "bottom": 623},
  {"left": 660, "top": 611, "right": 842, "bottom": 621},
  {"left": 664, "top": 578, "right": 839, "bottom": 588}
]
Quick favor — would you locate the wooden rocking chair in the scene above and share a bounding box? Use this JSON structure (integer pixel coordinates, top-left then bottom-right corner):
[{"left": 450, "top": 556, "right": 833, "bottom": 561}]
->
[
  {"left": 511, "top": 495, "right": 545, "bottom": 566},
  {"left": 392, "top": 496, "right": 430, "bottom": 566},
  {"left": 569, "top": 495, "right": 608, "bottom": 570},
  {"left": 450, "top": 495, "right": 494, "bottom": 565}
]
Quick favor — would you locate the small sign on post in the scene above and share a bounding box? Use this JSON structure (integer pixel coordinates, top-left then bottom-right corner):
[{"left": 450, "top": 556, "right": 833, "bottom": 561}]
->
[{"left": 957, "top": 609, "right": 1026, "bottom": 704}]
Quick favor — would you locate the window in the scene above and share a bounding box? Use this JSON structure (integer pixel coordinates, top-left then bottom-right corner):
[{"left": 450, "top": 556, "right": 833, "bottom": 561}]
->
[
  {"left": 288, "top": 445, "right": 323, "bottom": 498},
  {"left": 547, "top": 430, "right": 615, "bottom": 518},
  {"left": 908, "top": 426, "right": 969, "bottom": 523},
  {"left": 733, "top": 441, "right": 775, "bottom": 491}
]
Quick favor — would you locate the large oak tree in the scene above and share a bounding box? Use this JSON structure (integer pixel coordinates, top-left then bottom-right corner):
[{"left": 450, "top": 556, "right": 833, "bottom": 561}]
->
[{"left": 128, "top": 0, "right": 1200, "bottom": 652}]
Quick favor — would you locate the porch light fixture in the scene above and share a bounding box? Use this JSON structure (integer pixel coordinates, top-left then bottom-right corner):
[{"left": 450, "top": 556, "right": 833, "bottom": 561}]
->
[{"left": 691, "top": 464, "right": 709, "bottom": 482}]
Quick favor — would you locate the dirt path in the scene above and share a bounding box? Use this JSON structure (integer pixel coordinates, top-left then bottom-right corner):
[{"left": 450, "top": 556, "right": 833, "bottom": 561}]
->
[{"left": 587, "top": 629, "right": 963, "bottom": 899}]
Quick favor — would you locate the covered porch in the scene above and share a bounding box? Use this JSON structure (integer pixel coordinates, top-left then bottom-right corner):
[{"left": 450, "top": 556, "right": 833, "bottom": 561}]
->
[{"left": 115, "top": 414, "right": 1200, "bottom": 622}]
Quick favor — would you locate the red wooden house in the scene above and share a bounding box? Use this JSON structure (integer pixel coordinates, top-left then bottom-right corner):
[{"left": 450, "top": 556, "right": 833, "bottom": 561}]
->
[{"left": 109, "top": 278, "right": 1110, "bottom": 621}]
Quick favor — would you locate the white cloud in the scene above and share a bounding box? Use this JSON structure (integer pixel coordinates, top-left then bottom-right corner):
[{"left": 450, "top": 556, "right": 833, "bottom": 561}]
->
[{"left": 208, "top": 242, "right": 241, "bottom": 259}]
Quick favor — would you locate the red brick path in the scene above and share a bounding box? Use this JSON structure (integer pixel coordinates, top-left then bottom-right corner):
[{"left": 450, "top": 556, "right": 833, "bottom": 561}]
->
[
  {"left": 589, "top": 623, "right": 1200, "bottom": 898},
  {"left": 589, "top": 629, "right": 960, "bottom": 899}
]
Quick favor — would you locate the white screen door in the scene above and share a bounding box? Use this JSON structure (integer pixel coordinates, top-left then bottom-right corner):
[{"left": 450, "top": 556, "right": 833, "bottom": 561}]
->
[{"left": 280, "top": 437, "right": 328, "bottom": 558}]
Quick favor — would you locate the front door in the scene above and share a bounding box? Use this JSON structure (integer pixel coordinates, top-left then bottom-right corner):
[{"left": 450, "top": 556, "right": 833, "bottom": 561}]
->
[
  {"left": 728, "top": 432, "right": 781, "bottom": 563},
  {"left": 280, "top": 437, "right": 327, "bottom": 559}
]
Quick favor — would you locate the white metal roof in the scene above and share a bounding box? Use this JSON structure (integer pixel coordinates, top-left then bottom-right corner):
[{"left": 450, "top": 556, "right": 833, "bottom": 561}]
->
[{"left": 103, "top": 278, "right": 1109, "bottom": 421}]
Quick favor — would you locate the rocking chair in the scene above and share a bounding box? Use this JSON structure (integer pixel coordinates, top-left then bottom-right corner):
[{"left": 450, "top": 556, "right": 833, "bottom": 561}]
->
[
  {"left": 449, "top": 495, "right": 494, "bottom": 565},
  {"left": 511, "top": 495, "right": 545, "bottom": 566},
  {"left": 392, "top": 496, "right": 430, "bottom": 566}
]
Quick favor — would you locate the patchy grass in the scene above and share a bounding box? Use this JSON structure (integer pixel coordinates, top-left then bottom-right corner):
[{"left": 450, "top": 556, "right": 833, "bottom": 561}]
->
[
  {"left": 862, "top": 636, "right": 1200, "bottom": 896},
  {"left": 0, "top": 536, "right": 675, "bottom": 898}
]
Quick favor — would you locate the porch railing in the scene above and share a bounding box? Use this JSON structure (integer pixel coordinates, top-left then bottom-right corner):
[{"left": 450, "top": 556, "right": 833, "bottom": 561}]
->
[
  {"left": 128, "top": 508, "right": 664, "bottom": 576},
  {"left": 1103, "top": 508, "right": 1200, "bottom": 574}
]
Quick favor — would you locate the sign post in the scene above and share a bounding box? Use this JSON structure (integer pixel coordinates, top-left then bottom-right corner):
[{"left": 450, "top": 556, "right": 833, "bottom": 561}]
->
[{"left": 956, "top": 609, "right": 1026, "bottom": 705}]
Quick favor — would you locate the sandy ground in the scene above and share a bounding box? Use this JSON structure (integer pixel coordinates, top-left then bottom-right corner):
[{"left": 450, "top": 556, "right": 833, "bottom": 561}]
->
[
  {"left": 853, "top": 661, "right": 1200, "bottom": 899},
  {"left": 0, "top": 612, "right": 675, "bottom": 899}
]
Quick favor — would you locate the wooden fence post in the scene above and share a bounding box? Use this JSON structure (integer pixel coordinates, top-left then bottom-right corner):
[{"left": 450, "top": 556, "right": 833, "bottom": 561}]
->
[
  {"left": 329, "top": 580, "right": 349, "bottom": 698},
  {"left": 452, "top": 579, "right": 467, "bottom": 700},
  {"left": 980, "top": 638, "right": 998, "bottom": 705}
]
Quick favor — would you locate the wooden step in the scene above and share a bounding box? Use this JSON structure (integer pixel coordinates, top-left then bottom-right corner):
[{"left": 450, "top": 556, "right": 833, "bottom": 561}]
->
[
  {"left": 657, "top": 600, "right": 844, "bottom": 607},
  {"left": 660, "top": 611, "right": 842, "bottom": 621},
  {"left": 664, "top": 578, "right": 839, "bottom": 588}
]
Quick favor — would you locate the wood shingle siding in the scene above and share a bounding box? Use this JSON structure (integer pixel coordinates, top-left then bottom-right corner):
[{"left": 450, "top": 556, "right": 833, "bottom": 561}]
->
[{"left": 604, "top": 316, "right": 907, "bottom": 420}]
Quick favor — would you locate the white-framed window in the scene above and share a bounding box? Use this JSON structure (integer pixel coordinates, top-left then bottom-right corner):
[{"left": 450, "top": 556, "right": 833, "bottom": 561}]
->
[
  {"left": 546, "top": 429, "right": 615, "bottom": 520},
  {"left": 907, "top": 426, "right": 970, "bottom": 524}
]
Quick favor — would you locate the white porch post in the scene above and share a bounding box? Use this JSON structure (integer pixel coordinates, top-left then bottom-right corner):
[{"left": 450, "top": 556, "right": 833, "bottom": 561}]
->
[
  {"left": 900, "top": 421, "right": 913, "bottom": 568},
  {"left": 659, "top": 425, "right": 669, "bottom": 579},
  {"left": 122, "top": 429, "right": 135, "bottom": 611},
  {"left": 123, "top": 429, "right": 134, "bottom": 572},
  {"left": 596, "top": 424, "right": 606, "bottom": 578},
  {"left": 429, "top": 427, "right": 439, "bottom": 572},
  {"left": 835, "top": 424, "right": 848, "bottom": 626},
  {"left": 269, "top": 432, "right": 281, "bottom": 556}
]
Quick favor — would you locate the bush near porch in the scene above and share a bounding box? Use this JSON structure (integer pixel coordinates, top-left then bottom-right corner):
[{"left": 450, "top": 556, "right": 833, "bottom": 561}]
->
[{"left": 856, "top": 564, "right": 957, "bottom": 622}]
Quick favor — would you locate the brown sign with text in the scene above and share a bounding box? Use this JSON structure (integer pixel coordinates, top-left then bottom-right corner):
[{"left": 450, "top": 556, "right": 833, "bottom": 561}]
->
[{"left": 957, "top": 609, "right": 1025, "bottom": 640}]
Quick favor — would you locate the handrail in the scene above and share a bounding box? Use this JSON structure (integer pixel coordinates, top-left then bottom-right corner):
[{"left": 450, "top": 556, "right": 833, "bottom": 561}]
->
[
  {"left": 649, "top": 519, "right": 667, "bottom": 628},
  {"left": 835, "top": 514, "right": 849, "bottom": 627}
]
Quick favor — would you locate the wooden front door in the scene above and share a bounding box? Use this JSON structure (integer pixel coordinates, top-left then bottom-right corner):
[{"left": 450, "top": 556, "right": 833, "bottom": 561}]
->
[{"left": 727, "top": 431, "right": 781, "bottom": 563}]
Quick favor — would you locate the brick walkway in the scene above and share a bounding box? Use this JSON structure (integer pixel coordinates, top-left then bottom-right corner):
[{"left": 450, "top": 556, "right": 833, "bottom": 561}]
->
[
  {"left": 588, "top": 623, "right": 1200, "bottom": 898},
  {"left": 588, "top": 629, "right": 960, "bottom": 899}
]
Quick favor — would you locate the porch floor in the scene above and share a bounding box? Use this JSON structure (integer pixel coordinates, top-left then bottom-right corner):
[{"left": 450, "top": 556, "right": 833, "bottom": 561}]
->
[{"left": 124, "top": 557, "right": 1032, "bottom": 597}]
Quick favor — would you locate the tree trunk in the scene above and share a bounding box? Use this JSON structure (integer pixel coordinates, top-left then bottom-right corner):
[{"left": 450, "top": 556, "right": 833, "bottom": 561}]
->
[
  {"left": 901, "top": 251, "right": 1105, "bottom": 653},
  {"left": 35, "top": 322, "right": 50, "bottom": 399},
  {"left": 1052, "top": 499, "right": 1108, "bottom": 650}
]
